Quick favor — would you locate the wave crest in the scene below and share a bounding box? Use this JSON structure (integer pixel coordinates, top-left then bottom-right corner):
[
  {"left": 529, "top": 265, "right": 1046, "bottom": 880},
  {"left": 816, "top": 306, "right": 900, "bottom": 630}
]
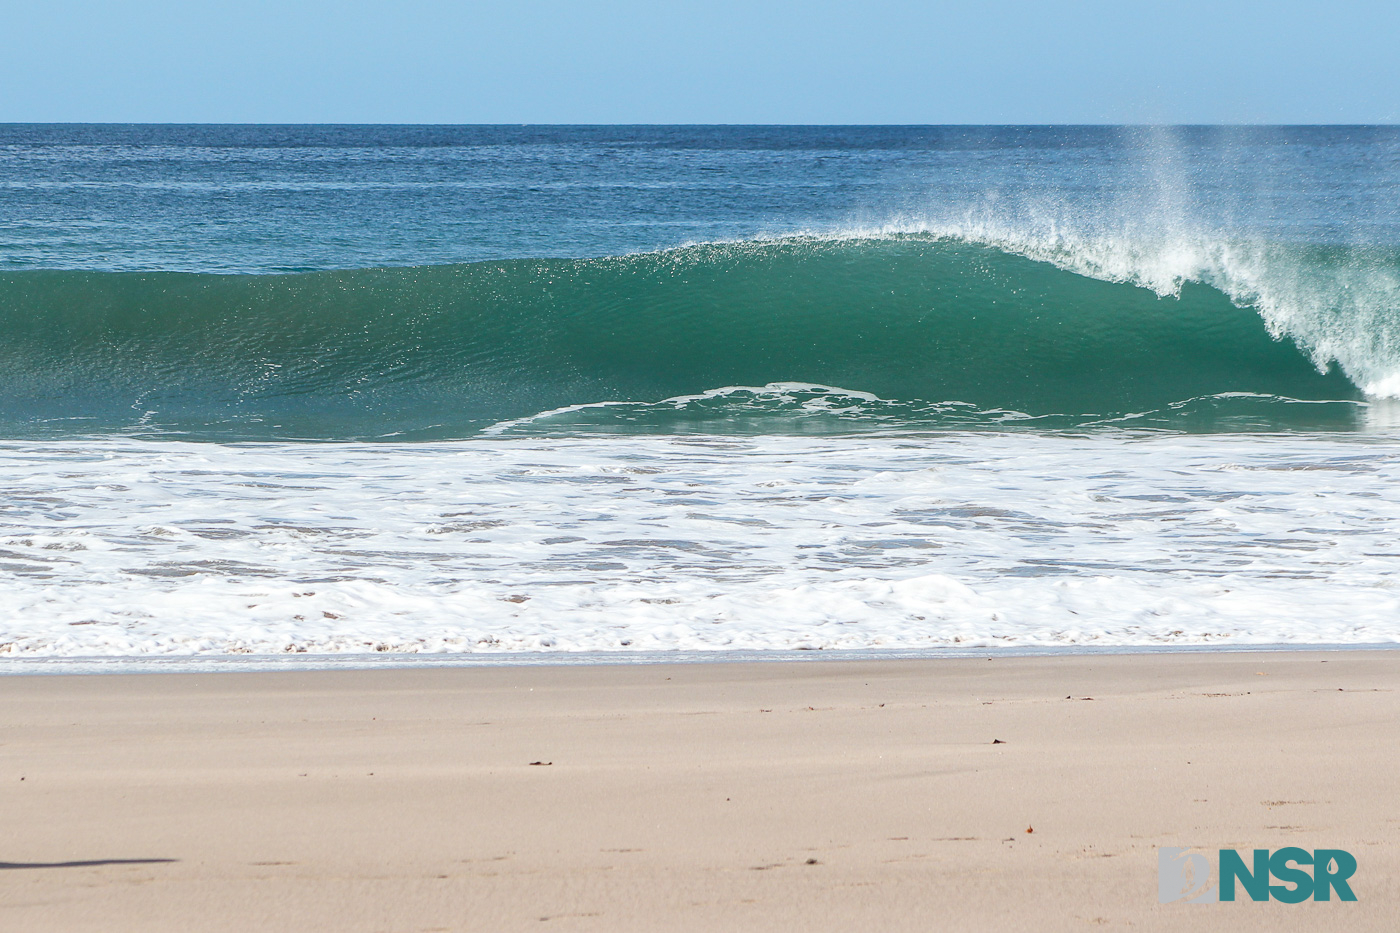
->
[{"left": 0, "top": 235, "right": 1365, "bottom": 439}]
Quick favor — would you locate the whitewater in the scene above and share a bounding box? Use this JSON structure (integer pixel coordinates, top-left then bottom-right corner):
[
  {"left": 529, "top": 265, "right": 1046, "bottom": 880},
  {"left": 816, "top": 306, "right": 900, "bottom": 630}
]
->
[
  {"left": 3, "top": 125, "right": 1400, "bottom": 660},
  {"left": 4, "top": 431, "right": 1400, "bottom": 657}
]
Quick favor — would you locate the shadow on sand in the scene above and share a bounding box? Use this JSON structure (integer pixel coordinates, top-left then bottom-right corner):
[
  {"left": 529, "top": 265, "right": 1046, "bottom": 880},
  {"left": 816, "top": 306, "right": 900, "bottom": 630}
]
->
[{"left": 0, "top": 858, "right": 177, "bottom": 870}]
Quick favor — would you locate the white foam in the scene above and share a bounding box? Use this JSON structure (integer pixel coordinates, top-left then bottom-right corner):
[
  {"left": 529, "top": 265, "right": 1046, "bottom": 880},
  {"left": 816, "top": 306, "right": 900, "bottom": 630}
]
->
[
  {"left": 3, "top": 432, "right": 1399, "bottom": 659},
  {"left": 481, "top": 383, "right": 885, "bottom": 434}
]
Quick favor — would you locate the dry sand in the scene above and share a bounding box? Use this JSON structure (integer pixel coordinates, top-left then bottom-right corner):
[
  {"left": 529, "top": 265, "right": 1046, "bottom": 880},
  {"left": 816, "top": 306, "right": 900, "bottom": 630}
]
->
[{"left": 2, "top": 650, "right": 1397, "bottom": 932}]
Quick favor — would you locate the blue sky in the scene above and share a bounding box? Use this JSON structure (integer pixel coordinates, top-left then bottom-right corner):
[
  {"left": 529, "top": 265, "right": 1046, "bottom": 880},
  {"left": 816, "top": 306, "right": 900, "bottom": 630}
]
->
[{"left": 3, "top": 0, "right": 1396, "bottom": 124}]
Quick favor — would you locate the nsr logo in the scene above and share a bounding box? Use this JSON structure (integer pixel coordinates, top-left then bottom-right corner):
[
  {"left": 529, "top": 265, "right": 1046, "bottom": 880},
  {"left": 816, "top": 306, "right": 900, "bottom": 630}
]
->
[{"left": 1158, "top": 847, "right": 1357, "bottom": 903}]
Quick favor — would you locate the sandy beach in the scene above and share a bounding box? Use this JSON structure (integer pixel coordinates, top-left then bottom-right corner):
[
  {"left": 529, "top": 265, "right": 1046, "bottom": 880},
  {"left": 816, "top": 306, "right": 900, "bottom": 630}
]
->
[{"left": 2, "top": 650, "right": 1397, "bottom": 931}]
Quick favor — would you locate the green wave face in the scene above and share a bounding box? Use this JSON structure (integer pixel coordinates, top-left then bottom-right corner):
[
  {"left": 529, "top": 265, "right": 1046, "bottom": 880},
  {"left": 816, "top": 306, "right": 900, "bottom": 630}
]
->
[{"left": 0, "top": 238, "right": 1363, "bottom": 439}]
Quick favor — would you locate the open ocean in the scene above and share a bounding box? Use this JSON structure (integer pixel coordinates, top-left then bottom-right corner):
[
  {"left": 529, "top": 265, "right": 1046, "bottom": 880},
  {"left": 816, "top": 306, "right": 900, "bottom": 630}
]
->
[{"left": 3, "top": 125, "right": 1400, "bottom": 658}]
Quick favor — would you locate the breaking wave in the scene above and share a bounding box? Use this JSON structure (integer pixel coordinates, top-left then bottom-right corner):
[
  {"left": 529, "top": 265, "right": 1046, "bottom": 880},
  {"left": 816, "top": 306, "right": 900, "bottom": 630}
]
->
[{"left": 0, "top": 233, "right": 1382, "bottom": 439}]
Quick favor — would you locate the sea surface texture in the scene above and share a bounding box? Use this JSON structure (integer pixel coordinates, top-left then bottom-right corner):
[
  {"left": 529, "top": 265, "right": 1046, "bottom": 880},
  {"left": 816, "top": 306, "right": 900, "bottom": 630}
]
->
[{"left": 2, "top": 125, "right": 1399, "bottom": 656}]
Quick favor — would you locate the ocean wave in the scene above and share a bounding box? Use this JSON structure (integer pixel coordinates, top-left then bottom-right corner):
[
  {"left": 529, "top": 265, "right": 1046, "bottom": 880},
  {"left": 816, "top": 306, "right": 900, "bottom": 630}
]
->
[{"left": 0, "top": 235, "right": 1370, "bottom": 439}]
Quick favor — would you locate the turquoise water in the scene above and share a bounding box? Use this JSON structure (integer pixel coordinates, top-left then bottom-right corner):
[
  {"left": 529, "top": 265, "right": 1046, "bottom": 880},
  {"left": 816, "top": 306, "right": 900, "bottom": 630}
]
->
[{"left": 0, "top": 239, "right": 1362, "bottom": 438}]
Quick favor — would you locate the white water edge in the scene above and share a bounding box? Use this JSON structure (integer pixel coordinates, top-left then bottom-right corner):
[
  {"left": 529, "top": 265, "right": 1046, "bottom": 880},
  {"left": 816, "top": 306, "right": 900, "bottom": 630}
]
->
[{"left": 3, "top": 431, "right": 1400, "bottom": 658}]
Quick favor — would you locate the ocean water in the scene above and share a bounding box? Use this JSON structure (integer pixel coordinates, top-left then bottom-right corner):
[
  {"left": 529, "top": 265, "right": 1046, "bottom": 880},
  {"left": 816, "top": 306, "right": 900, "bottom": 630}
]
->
[{"left": 3, "top": 125, "right": 1400, "bottom": 658}]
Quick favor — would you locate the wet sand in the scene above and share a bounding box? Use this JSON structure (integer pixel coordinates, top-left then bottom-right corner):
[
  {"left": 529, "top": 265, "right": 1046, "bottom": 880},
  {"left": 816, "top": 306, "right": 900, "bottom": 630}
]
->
[{"left": 2, "top": 650, "right": 1397, "bottom": 931}]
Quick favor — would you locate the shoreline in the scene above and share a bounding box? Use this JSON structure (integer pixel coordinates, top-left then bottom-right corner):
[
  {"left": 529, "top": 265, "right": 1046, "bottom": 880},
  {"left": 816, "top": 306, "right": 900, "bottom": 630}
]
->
[
  {"left": 3, "top": 640, "right": 1399, "bottom": 676},
  {"left": 5, "top": 650, "right": 1397, "bottom": 931}
]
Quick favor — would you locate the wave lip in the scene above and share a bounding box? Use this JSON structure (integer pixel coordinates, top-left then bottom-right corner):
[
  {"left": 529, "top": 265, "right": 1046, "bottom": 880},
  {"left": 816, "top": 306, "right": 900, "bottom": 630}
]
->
[{"left": 0, "top": 235, "right": 1369, "bottom": 439}]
